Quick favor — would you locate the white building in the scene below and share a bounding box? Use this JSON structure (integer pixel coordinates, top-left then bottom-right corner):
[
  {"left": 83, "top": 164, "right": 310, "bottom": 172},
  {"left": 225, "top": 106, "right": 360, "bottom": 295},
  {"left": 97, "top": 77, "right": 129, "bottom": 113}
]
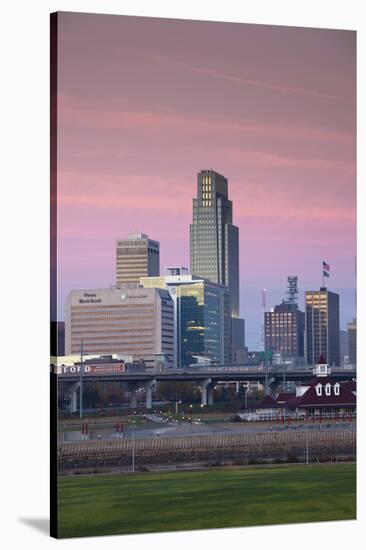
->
[{"left": 65, "top": 286, "right": 174, "bottom": 368}]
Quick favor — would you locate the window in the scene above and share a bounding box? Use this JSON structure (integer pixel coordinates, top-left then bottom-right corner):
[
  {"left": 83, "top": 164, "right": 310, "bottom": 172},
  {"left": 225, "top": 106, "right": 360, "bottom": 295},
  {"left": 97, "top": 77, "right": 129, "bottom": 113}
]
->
[
  {"left": 325, "top": 383, "right": 331, "bottom": 396},
  {"left": 316, "top": 384, "right": 322, "bottom": 396},
  {"left": 334, "top": 383, "right": 340, "bottom": 396}
]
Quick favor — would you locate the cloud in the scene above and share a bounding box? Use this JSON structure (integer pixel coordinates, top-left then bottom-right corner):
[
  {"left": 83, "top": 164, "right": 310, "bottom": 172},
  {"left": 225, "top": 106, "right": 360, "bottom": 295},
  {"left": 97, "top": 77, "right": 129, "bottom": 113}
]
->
[
  {"left": 59, "top": 93, "right": 354, "bottom": 144},
  {"left": 144, "top": 54, "right": 356, "bottom": 105},
  {"left": 221, "top": 147, "right": 353, "bottom": 171}
]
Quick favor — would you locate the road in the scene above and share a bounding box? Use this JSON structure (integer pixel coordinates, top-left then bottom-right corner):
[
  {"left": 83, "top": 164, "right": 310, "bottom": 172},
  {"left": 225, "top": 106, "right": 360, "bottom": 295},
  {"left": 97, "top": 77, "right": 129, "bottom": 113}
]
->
[{"left": 61, "top": 415, "right": 355, "bottom": 442}]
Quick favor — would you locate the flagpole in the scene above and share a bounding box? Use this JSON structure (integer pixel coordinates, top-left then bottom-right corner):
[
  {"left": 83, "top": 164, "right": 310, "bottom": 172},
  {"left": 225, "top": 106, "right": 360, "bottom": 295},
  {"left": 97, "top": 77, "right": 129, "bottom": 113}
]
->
[{"left": 322, "top": 263, "right": 324, "bottom": 288}]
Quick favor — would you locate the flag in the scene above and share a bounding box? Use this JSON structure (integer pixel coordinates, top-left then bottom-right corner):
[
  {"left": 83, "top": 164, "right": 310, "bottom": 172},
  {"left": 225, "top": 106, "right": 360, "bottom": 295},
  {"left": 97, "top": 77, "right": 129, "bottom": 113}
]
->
[
  {"left": 323, "top": 261, "right": 330, "bottom": 271},
  {"left": 323, "top": 270, "right": 330, "bottom": 278}
]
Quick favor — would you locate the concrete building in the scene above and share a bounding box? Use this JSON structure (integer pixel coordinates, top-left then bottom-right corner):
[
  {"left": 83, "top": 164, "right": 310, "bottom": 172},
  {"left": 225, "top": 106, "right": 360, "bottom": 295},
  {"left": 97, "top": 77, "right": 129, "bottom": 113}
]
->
[
  {"left": 65, "top": 286, "right": 174, "bottom": 368},
  {"left": 347, "top": 319, "right": 357, "bottom": 366},
  {"left": 116, "top": 233, "right": 159, "bottom": 285},
  {"left": 189, "top": 169, "right": 245, "bottom": 357},
  {"left": 265, "top": 301, "right": 305, "bottom": 359},
  {"left": 140, "top": 272, "right": 231, "bottom": 367},
  {"left": 305, "top": 288, "right": 340, "bottom": 366}
]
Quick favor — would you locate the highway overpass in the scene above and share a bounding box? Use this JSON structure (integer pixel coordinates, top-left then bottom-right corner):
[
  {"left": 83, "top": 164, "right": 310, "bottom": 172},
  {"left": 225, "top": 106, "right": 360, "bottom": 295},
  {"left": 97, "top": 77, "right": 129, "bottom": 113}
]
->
[{"left": 53, "top": 364, "right": 356, "bottom": 412}]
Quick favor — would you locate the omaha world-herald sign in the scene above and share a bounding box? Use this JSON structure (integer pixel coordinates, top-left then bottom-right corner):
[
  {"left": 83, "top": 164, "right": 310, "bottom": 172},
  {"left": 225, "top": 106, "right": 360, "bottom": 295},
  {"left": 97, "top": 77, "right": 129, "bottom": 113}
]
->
[
  {"left": 76, "top": 291, "right": 149, "bottom": 305},
  {"left": 78, "top": 292, "right": 102, "bottom": 304}
]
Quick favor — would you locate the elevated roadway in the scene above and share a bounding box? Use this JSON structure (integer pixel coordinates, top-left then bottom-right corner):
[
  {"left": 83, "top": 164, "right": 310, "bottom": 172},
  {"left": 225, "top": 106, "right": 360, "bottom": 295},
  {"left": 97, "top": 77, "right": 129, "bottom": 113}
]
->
[{"left": 54, "top": 364, "right": 356, "bottom": 411}]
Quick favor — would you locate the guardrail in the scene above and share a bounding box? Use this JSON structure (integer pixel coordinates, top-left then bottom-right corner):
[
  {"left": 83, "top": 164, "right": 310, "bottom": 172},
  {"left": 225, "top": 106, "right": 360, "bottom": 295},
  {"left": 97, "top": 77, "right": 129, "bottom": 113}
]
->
[{"left": 54, "top": 364, "right": 356, "bottom": 378}]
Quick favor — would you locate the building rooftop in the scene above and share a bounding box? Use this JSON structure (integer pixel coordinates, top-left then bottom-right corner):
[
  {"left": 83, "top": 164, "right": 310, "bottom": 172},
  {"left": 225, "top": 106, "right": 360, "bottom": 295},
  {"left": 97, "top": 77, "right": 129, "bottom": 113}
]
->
[
  {"left": 127, "top": 233, "right": 149, "bottom": 239},
  {"left": 282, "top": 379, "right": 356, "bottom": 409}
]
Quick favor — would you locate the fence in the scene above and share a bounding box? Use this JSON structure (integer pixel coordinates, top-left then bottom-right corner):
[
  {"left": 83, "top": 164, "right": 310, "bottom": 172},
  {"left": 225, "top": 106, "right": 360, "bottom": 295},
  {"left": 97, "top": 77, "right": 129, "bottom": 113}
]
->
[{"left": 58, "top": 429, "right": 356, "bottom": 472}]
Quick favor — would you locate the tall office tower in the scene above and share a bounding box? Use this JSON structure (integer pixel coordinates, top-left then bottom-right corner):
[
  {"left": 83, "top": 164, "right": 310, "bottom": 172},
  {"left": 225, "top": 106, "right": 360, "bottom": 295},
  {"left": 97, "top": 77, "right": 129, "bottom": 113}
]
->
[
  {"left": 190, "top": 170, "right": 244, "bottom": 358},
  {"left": 65, "top": 286, "right": 174, "bottom": 368},
  {"left": 116, "top": 233, "right": 159, "bottom": 285},
  {"left": 190, "top": 170, "right": 239, "bottom": 317},
  {"left": 347, "top": 318, "right": 357, "bottom": 365},
  {"left": 305, "top": 288, "right": 340, "bottom": 366},
  {"left": 141, "top": 272, "right": 231, "bottom": 367}
]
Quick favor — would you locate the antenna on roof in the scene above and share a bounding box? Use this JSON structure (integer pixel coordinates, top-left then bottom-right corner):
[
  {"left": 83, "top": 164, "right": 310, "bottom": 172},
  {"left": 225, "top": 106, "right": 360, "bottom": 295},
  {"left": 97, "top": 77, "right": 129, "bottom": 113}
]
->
[{"left": 286, "top": 276, "right": 298, "bottom": 307}]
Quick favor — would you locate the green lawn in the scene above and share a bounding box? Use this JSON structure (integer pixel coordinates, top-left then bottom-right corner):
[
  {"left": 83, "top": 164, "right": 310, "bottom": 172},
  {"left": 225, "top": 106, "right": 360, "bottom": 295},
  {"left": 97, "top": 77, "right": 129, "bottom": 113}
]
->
[{"left": 57, "top": 463, "right": 356, "bottom": 538}]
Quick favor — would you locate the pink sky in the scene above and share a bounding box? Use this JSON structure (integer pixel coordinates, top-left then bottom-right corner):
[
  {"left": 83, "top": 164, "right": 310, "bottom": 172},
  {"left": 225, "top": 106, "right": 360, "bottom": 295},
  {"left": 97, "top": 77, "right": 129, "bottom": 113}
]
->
[{"left": 55, "top": 12, "right": 356, "bottom": 348}]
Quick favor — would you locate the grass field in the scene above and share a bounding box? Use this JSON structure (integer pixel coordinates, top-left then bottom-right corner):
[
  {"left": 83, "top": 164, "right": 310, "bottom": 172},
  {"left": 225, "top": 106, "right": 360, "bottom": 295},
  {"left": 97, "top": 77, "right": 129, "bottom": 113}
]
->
[{"left": 57, "top": 463, "right": 356, "bottom": 538}]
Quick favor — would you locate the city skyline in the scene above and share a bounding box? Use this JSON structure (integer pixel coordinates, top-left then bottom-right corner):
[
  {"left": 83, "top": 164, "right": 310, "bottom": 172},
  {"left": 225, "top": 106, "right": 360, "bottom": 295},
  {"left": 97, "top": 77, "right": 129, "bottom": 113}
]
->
[{"left": 55, "top": 13, "right": 356, "bottom": 348}]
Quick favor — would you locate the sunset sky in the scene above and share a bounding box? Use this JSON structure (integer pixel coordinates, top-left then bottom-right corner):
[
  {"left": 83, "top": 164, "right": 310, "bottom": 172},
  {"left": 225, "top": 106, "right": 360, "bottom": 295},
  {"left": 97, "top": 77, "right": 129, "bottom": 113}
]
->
[{"left": 56, "top": 12, "right": 356, "bottom": 348}]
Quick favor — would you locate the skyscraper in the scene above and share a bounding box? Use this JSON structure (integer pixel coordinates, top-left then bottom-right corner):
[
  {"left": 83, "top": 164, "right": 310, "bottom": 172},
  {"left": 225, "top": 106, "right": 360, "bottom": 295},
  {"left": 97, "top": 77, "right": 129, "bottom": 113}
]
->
[
  {"left": 190, "top": 170, "right": 239, "bottom": 317},
  {"left": 116, "top": 233, "right": 159, "bottom": 285},
  {"left": 190, "top": 170, "right": 244, "bottom": 359},
  {"left": 305, "top": 288, "right": 340, "bottom": 366}
]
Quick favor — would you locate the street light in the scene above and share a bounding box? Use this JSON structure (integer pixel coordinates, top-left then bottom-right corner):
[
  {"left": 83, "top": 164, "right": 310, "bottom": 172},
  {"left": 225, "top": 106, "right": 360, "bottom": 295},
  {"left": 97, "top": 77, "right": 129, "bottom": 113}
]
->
[
  {"left": 131, "top": 420, "right": 136, "bottom": 473},
  {"left": 305, "top": 419, "right": 309, "bottom": 465},
  {"left": 190, "top": 404, "right": 193, "bottom": 423},
  {"left": 79, "top": 339, "right": 84, "bottom": 419},
  {"left": 175, "top": 399, "right": 182, "bottom": 415}
]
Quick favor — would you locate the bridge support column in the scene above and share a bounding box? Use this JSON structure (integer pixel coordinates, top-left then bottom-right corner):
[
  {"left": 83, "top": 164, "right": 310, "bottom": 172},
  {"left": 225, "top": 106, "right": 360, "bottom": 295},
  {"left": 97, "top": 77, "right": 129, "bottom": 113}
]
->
[
  {"left": 207, "top": 384, "right": 214, "bottom": 406},
  {"left": 145, "top": 379, "right": 156, "bottom": 410},
  {"left": 201, "top": 378, "right": 213, "bottom": 406},
  {"left": 127, "top": 383, "right": 139, "bottom": 409}
]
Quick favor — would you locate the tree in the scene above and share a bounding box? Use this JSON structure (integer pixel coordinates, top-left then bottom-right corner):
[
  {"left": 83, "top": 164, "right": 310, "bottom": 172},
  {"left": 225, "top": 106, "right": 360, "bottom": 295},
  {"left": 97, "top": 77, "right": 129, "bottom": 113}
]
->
[
  {"left": 83, "top": 382, "right": 101, "bottom": 408},
  {"left": 156, "top": 382, "right": 198, "bottom": 402}
]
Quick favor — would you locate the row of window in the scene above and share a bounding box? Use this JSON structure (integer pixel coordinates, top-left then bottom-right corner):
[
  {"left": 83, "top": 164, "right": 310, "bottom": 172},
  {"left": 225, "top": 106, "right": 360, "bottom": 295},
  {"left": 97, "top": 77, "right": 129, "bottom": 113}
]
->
[
  {"left": 71, "top": 304, "right": 154, "bottom": 310},
  {"left": 72, "top": 328, "right": 154, "bottom": 335},
  {"left": 315, "top": 383, "right": 340, "bottom": 396},
  {"left": 116, "top": 256, "right": 148, "bottom": 262},
  {"left": 71, "top": 310, "right": 155, "bottom": 317},
  {"left": 72, "top": 311, "right": 155, "bottom": 317},
  {"left": 71, "top": 319, "right": 155, "bottom": 326}
]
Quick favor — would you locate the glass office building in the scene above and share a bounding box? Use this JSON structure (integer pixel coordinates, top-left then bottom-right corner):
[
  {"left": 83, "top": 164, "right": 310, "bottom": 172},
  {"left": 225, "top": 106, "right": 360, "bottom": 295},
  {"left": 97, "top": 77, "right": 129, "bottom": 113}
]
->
[{"left": 141, "top": 274, "right": 231, "bottom": 367}]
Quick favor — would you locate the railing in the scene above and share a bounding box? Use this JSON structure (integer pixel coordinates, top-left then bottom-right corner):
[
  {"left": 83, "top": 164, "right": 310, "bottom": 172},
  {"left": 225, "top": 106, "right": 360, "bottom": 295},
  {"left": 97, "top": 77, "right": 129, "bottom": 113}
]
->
[{"left": 55, "top": 364, "right": 356, "bottom": 377}]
